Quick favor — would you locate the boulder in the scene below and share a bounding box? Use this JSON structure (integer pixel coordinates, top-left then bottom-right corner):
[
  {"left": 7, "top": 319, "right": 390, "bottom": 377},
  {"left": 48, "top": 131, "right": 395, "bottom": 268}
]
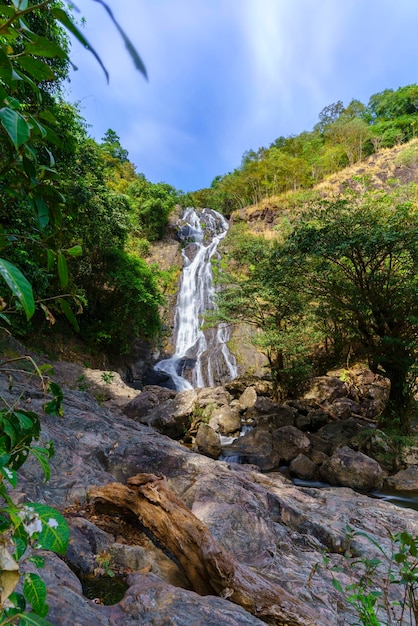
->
[
  {"left": 290, "top": 454, "right": 317, "bottom": 480},
  {"left": 136, "top": 389, "right": 197, "bottom": 439},
  {"left": 385, "top": 466, "right": 418, "bottom": 492},
  {"left": 303, "top": 376, "right": 349, "bottom": 405},
  {"left": 351, "top": 428, "right": 399, "bottom": 473},
  {"left": 4, "top": 362, "right": 418, "bottom": 626},
  {"left": 222, "top": 427, "right": 280, "bottom": 470},
  {"left": 193, "top": 423, "right": 222, "bottom": 459},
  {"left": 123, "top": 386, "right": 177, "bottom": 420},
  {"left": 249, "top": 404, "right": 297, "bottom": 429},
  {"left": 209, "top": 405, "right": 241, "bottom": 435},
  {"left": 238, "top": 387, "right": 257, "bottom": 410},
  {"left": 315, "top": 420, "right": 366, "bottom": 454},
  {"left": 320, "top": 446, "right": 384, "bottom": 491},
  {"left": 272, "top": 425, "right": 311, "bottom": 463}
]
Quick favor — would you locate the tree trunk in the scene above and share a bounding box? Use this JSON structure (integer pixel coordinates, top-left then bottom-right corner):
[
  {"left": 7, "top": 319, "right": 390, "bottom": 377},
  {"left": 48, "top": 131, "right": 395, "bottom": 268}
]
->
[{"left": 91, "top": 474, "right": 329, "bottom": 626}]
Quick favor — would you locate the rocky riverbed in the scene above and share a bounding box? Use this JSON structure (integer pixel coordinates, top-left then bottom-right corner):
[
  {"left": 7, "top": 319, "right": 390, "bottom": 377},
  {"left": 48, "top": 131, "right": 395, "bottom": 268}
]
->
[{"left": 3, "top": 351, "right": 418, "bottom": 625}]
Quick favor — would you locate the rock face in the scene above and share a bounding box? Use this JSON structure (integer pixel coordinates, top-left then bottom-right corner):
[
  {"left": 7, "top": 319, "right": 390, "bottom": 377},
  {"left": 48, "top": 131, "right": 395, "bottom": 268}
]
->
[{"left": 3, "top": 359, "right": 418, "bottom": 625}]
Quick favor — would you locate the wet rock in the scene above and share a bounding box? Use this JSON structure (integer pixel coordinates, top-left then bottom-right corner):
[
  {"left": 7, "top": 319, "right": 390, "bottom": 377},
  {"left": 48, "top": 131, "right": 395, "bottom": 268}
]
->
[
  {"left": 320, "top": 446, "right": 384, "bottom": 491},
  {"left": 272, "top": 425, "right": 311, "bottom": 463},
  {"left": 193, "top": 423, "right": 222, "bottom": 459}
]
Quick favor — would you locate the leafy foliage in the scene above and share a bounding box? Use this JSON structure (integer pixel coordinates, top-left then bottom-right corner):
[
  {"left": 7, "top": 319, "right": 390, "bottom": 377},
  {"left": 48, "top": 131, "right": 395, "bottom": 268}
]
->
[
  {"left": 324, "top": 526, "right": 418, "bottom": 625},
  {"left": 278, "top": 189, "right": 418, "bottom": 432}
]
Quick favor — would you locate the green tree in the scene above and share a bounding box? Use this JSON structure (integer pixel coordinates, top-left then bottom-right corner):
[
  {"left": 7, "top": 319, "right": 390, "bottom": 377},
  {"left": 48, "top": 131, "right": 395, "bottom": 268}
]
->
[
  {"left": 213, "top": 225, "right": 311, "bottom": 399},
  {"left": 279, "top": 190, "right": 418, "bottom": 433}
]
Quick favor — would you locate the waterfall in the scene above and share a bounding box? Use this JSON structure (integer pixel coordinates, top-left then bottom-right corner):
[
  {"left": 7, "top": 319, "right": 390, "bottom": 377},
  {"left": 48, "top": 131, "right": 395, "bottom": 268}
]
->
[{"left": 154, "top": 207, "right": 237, "bottom": 390}]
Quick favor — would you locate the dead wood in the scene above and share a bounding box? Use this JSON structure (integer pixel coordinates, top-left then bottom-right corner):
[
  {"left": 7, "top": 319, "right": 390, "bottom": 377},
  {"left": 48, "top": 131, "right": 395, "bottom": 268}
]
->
[{"left": 90, "top": 473, "right": 330, "bottom": 626}]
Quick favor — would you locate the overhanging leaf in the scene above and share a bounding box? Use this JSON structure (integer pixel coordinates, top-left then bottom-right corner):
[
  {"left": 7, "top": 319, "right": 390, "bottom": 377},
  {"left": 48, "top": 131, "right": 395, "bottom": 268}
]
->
[
  {"left": 51, "top": 7, "right": 109, "bottom": 82},
  {"left": 59, "top": 298, "right": 79, "bottom": 332},
  {"left": 0, "top": 258, "right": 35, "bottom": 320},
  {"left": 92, "top": 0, "right": 148, "bottom": 79},
  {"left": 0, "top": 107, "right": 31, "bottom": 149}
]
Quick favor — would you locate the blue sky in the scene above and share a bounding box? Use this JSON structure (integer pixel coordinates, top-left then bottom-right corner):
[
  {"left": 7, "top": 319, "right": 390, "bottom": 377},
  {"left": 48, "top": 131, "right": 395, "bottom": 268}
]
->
[{"left": 66, "top": 0, "right": 418, "bottom": 192}]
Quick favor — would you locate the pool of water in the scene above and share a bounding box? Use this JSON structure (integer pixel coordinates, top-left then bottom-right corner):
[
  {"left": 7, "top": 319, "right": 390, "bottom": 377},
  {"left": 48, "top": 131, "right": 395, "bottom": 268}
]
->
[{"left": 81, "top": 575, "right": 128, "bottom": 605}]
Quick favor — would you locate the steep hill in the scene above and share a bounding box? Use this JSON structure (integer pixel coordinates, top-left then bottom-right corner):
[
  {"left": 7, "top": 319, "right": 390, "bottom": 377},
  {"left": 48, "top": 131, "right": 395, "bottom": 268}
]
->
[{"left": 230, "top": 139, "right": 418, "bottom": 235}]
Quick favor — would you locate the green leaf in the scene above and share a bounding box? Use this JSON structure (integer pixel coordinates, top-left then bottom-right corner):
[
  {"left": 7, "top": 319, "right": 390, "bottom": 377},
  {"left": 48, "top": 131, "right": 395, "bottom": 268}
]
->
[
  {"left": 0, "top": 107, "right": 31, "bottom": 149},
  {"left": 332, "top": 578, "right": 344, "bottom": 593},
  {"left": 24, "top": 34, "right": 66, "bottom": 59},
  {"left": 30, "top": 449, "right": 50, "bottom": 482},
  {"left": 44, "top": 382, "right": 64, "bottom": 417},
  {"left": 27, "top": 555, "right": 45, "bottom": 569},
  {"left": 0, "top": 258, "right": 34, "bottom": 319},
  {"left": 51, "top": 7, "right": 109, "bottom": 82},
  {"left": 23, "top": 574, "right": 48, "bottom": 617},
  {"left": 34, "top": 196, "right": 50, "bottom": 230},
  {"left": 8, "top": 591, "right": 26, "bottom": 612},
  {"left": 0, "top": 465, "right": 17, "bottom": 488},
  {"left": 59, "top": 298, "right": 79, "bottom": 332},
  {"left": 24, "top": 503, "right": 69, "bottom": 554},
  {"left": 46, "top": 249, "right": 55, "bottom": 272},
  {"left": 15, "top": 57, "right": 55, "bottom": 82},
  {"left": 20, "top": 613, "right": 53, "bottom": 626},
  {"left": 57, "top": 251, "right": 68, "bottom": 288},
  {"left": 14, "top": 411, "right": 36, "bottom": 431},
  {"left": 66, "top": 245, "right": 82, "bottom": 257}
]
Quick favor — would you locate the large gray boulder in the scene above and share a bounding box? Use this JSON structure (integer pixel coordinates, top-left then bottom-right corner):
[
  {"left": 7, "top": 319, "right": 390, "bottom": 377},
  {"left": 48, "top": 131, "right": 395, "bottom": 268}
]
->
[
  {"left": 320, "top": 446, "right": 384, "bottom": 491},
  {"left": 134, "top": 389, "right": 197, "bottom": 439},
  {"left": 193, "top": 423, "right": 222, "bottom": 459},
  {"left": 222, "top": 427, "right": 280, "bottom": 470}
]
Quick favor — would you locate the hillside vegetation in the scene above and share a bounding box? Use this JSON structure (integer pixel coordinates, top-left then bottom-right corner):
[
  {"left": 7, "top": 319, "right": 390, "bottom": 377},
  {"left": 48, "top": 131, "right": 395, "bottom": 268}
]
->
[{"left": 214, "top": 139, "right": 418, "bottom": 434}]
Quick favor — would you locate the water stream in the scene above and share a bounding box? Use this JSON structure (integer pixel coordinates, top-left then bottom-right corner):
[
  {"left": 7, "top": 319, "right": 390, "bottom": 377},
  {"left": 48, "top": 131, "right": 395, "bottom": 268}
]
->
[{"left": 155, "top": 207, "right": 237, "bottom": 390}]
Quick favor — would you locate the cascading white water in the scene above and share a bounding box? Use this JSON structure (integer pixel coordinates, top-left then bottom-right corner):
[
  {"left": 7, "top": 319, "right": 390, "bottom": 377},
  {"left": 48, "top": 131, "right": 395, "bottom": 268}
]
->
[{"left": 154, "top": 207, "right": 237, "bottom": 390}]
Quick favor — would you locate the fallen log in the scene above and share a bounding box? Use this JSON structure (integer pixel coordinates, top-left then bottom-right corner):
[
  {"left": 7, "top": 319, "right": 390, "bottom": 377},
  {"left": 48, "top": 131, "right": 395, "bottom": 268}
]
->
[{"left": 90, "top": 474, "right": 330, "bottom": 626}]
